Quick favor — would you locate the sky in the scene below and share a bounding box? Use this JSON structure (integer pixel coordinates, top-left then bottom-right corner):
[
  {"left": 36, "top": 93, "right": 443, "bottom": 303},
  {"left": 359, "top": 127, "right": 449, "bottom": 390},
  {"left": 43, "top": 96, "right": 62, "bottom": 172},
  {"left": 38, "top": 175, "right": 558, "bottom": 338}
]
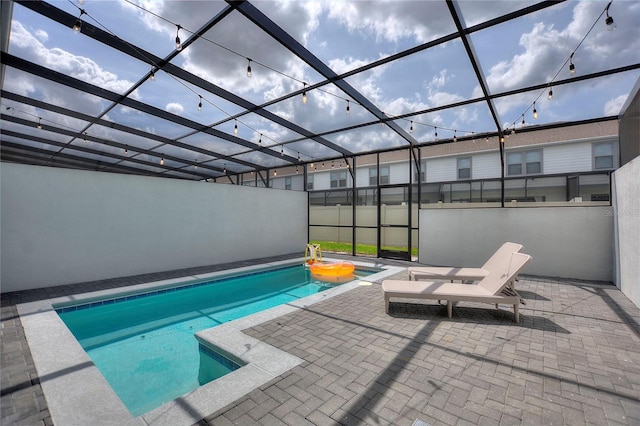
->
[{"left": 2, "top": 0, "right": 639, "bottom": 177}]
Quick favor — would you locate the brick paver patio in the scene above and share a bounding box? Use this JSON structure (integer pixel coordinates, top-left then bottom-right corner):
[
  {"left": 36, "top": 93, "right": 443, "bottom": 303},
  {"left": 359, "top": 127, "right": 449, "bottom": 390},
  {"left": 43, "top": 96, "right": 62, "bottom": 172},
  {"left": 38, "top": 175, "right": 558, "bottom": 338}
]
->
[{"left": 2, "top": 255, "right": 640, "bottom": 425}]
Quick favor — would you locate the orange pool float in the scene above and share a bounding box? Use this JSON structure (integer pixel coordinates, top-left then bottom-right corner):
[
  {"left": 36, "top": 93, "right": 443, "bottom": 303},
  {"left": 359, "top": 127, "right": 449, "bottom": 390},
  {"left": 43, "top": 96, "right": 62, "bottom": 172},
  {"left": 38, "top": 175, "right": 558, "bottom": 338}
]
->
[{"left": 308, "top": 261, "right": 355, "bottom": 277}]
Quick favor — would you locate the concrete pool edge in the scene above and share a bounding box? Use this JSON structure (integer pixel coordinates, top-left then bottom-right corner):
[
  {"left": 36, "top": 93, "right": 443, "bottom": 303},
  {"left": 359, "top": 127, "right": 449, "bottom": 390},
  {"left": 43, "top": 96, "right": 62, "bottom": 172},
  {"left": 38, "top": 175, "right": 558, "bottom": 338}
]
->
[{"left": 17, "top": 259, "right": 404, "bottom": 426}]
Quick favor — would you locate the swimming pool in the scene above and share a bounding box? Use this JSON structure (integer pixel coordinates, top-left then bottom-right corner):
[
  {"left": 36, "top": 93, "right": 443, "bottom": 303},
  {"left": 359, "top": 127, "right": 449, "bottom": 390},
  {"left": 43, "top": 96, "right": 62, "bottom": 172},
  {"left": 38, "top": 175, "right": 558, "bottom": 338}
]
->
[
  {"left": 55, "top": 264, "right": 373, "bottom": 415},
  {"left": 19, "top": 258, "right": 404, "bottom": 425}
]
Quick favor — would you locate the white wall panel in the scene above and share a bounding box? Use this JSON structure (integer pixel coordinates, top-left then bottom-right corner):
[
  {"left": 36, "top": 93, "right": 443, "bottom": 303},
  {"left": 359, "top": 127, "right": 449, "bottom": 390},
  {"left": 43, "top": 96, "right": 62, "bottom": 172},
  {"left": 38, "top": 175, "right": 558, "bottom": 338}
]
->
[
  {"left": 1, "top": 163, "right": 307, "bottom": 292},
  {"left": 419, "top": 206, "right": 614, "bottom": 281}
]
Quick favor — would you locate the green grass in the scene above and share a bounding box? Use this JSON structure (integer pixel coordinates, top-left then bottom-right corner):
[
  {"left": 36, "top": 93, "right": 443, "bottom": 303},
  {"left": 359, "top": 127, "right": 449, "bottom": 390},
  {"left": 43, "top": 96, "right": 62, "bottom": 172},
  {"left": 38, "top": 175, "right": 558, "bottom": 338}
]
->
[{"left": 310, "top": 241, "right": 417, "bottom": 256}]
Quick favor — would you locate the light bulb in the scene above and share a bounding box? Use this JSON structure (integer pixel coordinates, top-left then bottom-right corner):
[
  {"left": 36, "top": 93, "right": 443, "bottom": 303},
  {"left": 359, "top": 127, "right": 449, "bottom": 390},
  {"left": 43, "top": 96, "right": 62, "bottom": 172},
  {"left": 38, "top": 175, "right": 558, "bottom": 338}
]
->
[
  {"left": 280, "top": 146, "right": 284, "bottom": 156},
  {"left": 521, "top": 116, "right": 526, "bottom": 128},
  {"left": 605, "top": 3, "right": 616, "bottom": 31},
  {"left": 409, "top": 121, "right": 413, "bottom": 133},
  {"left": 533, "top": 102, "right": 538, "bottom": 119},
  {"left": 150, "top": 70, "right": 155, "bottom": 81},
  {"left": 302, "top": 91, "right": 307, "bottom": 104},
  {"left": 37, "top": 118, "right": 42, "bottom": 129},
  {"left": 258, "top": 134, "right": 262, "bottom": 145},
  {"left": 274, "top": 169, "right": 277, "bottom": 176},
  {"left": 234, "top": 120, "right": 238, "bottom": 135},
  {"left": 175, "top": 25, "right": 182, "bottom": 51},
  {"left": 453, "top": 130, "right": 457, "bottom": 143},
  {"left": 346, "top": 100, "right": 350, "bottom": 114},
  {"left": 160, "top": 157, "right": 164, "bottom": 165},
  {"left": 434, "top": 127, "right": 438, "bottom": 140},
  {"left": 197, "top": 96, "right": 202, "bottom": 111},
  {"left": 72, "top": 10, "right": 84, "bottom": 32},
  {"left": 500, "top": 136, "right": 505, "bottom": 144},
  {"left": 569, "top": 53, "right": 575, "bottom": 75},
  {"left": 246, "top": 59, "right": 252, "bottom": 77},
  {"left": 125, "top": 145, "right": 128, "bottom": 154},
  {"left": 548, "top": 88, "right": 553, "bottom": 100},
  {"left": 605, "top": 16, "right": 616, "bottom": 30}
]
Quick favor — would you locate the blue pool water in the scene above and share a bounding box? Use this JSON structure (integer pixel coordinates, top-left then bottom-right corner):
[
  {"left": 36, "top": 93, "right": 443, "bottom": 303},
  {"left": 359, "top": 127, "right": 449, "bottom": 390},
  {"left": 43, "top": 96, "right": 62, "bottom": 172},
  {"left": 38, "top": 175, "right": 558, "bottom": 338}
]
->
[{"left": 56, "top": 265, "right": 368, "bottom": 416}]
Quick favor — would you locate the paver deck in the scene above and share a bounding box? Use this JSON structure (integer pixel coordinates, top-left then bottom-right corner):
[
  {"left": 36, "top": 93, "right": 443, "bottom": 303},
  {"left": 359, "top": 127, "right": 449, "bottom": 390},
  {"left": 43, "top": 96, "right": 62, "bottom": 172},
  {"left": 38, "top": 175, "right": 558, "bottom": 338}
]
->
[{"left": 2, "top": 254, "right": 640, "bottom": 425}]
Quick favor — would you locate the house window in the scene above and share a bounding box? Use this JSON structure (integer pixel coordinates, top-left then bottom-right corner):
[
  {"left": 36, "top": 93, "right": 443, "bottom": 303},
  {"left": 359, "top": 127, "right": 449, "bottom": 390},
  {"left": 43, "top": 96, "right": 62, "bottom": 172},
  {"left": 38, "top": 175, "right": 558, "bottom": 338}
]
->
[
  {"left": 457, "top": 157, "right": 471, "bottom": 180},
  {"left": 285, "top": 176, "right": 291, "bottom": 190},
  {"left": 330, "top": 171, "right": 347, "bottom": 188},
  {"left": 414, "top": 160, "right": 426, "bottom": 183},
  {"left": 507, "top": 150, "right": 541, "bottom": 176},
  {"left": 594, "top": 142, "right": 614, "bottom": 169},
  {"left": 369, "top": 166, "right": 390, "bottom": 185},
  {"left": 306, "top": 174, "right": 314, "bottom": 190}
]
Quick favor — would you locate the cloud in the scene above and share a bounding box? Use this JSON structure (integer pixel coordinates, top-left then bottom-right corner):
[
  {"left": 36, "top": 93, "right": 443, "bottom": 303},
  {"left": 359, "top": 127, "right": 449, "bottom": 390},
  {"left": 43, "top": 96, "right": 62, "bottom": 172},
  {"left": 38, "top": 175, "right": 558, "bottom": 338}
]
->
[
  {"left": 9, "top": 20, "right": 139, "bottom": 99},
  {"left": 324, "top": 0, "right": 452, "bottom": 44},
  {"left": 604, "top": 94, "right": 627, "bottom": 116},
  {"left": 165, "top": 102, "right": 184, "bottom": 114}
]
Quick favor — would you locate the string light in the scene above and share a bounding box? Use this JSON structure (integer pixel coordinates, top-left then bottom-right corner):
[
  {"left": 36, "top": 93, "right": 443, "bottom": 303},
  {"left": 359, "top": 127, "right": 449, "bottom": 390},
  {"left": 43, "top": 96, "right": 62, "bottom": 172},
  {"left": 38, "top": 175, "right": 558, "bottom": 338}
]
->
[
  {"left": 500, "top": 135, "right": 505, "bottom": 144},
  {"left": 605, "top": 2, "right": 616, "bottom": 30},
  {"left": 258, "top": 133, "right": 262, "bottom": 146},
  {"left": 72, "top": 9, "right": 84, "bottom": 32},
  {"left": 521, "top": 115, "right": 526, "bottom": 128},
  {"left": 124, "top": 145, "right": 128, "bottom": 154},
  {"left": 274, "top": 169, "right": 277, "bottom": 176},
  {"left": 533, "top": 101, "right": 538, "bottom": 119},
  {"left": 434, "top": 127, "right": 438, "bottom": 141},
  {"left": 246, "top": 58, "right": 252, "bottom": 77},
  {"left": 280, "top": 145, "right": 284, "bottom": 156},
  {"left": 175, "top": 25, "right": 182, "bottom": 51},
  {"left": 409, "top": 121, "right": 413, "bottom": 133},
  {"left": 83, "top": 133, "right": 87, "bottom": 143},
  {"left": 548, "top": 86, "right": 553, "bottom": 100},
  {"left": 194, "top": 161, "right": 198, "bottom": 169},
  {"left": 346, "top": 100, "right": 350, "bottom": 115},
  {"left": 297, "top": 152, "right": 301, "bottom": 162},
  {"left": 37, "top": 118, "right": 42, "bottom": 129},
  {"left": 453, "top": 130, "right": 457, "bottom": 143},
  {"left": 160, "top": 157, "right": 164, "bottom": 165},
  {"left": 569, "top": 53, "right": 575, "bottom": 75},
  {"left": 234, "top": 120, "right": 238, "bottom": 135},
  {"left": 197, "top": 95, "right": 202, "bottom": 111},
  {"left": 302, "top": 83, "right": 307, "bottom": 104},
  {"left": 150, "top": 69, "right": 155, "bottom": 81},
  {"left": 223, "top": 164, "right": 226, "bottom": 174}
]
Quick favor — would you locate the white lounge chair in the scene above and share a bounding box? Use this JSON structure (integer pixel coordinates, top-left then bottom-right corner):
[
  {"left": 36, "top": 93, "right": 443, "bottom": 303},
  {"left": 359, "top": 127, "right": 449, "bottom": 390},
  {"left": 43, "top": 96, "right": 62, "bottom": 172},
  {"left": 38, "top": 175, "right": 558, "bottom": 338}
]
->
[
  {"left": 382, "top": 252, "right": 532, "bottom": 322},
  {"left": 407, "top": 242, "right": 523, "bottom": 282}
]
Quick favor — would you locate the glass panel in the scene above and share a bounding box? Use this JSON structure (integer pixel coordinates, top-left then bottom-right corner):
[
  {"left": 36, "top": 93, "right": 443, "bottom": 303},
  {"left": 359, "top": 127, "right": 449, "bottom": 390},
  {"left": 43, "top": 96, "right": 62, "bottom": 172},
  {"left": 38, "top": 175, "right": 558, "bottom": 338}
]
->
[
  {"left": 508, "top": 164, "right": 522, "bottom": 176},
  {"left": 594, "top": 156, "right": 613, "bottom": 169},
  {"left": 579, "top": 173, "right": 610, "bottom": 201},
  {"left": 355, "top": 227, "right": 376, "bottom": 256}
]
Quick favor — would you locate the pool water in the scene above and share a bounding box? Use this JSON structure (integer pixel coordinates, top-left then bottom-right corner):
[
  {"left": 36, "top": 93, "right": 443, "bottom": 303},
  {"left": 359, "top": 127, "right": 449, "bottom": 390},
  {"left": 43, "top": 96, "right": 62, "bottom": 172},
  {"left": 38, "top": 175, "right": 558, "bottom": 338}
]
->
[{"left": 56, "top": 265, "right": 366, "bottom": 416}]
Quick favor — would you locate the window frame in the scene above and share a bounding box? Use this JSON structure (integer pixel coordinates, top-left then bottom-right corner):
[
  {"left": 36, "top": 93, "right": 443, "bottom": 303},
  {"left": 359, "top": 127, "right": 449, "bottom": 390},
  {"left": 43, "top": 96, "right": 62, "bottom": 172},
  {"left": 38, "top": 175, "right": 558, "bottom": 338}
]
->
[
  {"left": 506, "top": 149, "right": 542, "bottom": 176},
  {"left": 457, "top": 157, "right": 471, "bottom": 180},
  {"left": 330, "top": 170, "right": 348, "bottom": 188},
  {"left": 593, "top": 142, "right": 615, "bottom": 170}
]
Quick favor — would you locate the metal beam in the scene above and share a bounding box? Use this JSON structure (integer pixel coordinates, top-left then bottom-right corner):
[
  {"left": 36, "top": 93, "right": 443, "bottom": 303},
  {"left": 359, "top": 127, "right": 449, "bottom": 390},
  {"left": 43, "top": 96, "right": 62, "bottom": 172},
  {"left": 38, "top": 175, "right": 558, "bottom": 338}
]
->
[
  {"left": 1, "top": 90, "right": 256, "bottom": 172},
  {"left": 1, "top": 118, "right": 216, "bottom": 179}
]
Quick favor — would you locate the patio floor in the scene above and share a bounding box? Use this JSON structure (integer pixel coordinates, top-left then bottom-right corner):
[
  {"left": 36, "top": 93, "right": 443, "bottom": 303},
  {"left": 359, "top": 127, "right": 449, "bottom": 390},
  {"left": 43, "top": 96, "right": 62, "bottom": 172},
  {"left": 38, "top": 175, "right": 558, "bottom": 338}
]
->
[{"left": 2, "top": 254, "right": 640, "bottom": 425}]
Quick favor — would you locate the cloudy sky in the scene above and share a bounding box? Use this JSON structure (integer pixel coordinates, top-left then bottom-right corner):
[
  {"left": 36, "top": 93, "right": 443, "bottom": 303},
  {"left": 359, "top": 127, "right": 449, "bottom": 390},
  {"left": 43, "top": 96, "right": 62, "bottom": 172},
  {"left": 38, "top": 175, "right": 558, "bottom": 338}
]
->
[{"left": 3, "top": 0, "right": 639, "bottom": 176}]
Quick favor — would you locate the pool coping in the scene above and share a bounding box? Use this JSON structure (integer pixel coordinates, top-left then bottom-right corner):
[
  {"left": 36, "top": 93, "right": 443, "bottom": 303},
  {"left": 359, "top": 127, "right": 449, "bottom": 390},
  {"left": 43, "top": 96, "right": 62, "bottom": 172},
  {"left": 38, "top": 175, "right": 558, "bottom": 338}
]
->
[{"left": 17, "top": 258, "right": 404, "bottom": 426}]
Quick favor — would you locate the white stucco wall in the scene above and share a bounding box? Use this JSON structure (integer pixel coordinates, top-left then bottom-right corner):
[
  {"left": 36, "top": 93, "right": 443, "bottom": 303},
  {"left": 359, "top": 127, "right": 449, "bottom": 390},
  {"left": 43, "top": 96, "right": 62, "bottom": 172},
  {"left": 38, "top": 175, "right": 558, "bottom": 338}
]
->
[
  {"left": 1, "top": 163, "right": 307, "bottom": 292},
  {"left": 612, "top": 156, "right": 640, "bottom": 308},
  {"left": 419, "top": 206, "right": 614, "bottom": 281}
]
